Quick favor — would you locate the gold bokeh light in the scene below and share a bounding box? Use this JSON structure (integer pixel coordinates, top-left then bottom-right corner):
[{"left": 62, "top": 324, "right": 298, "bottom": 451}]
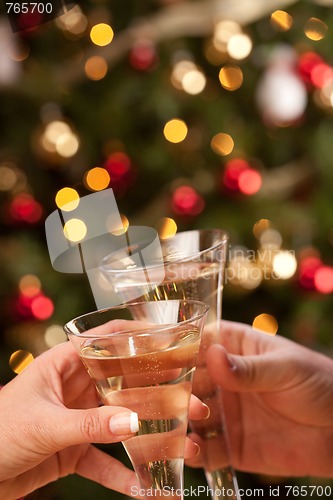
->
[
  {"left": 19, "top": 274, "right": 41, "bottom": 297},
  {"left": 164, "top": 119, "right": 188, "bottom": 143},
  {"left": 55, "top": 187, "right": 80, "bottom": 211},
  {"left": 156, "top": 217, "right": 177, "bottom": 240},
  {"left": 211, "top": 133, "right": 234, "bottom": 156},
  {"left": 85, "top": 167, "right": 110, "bottom": 191},
  {"left": 270, "top": 10, "right": 293, "bottom": 31},
  {"left": 219, "top": 65, "right": 243, "bottom": 91},
  {"left": 90, "top": 23, "right": 114, "bottom": 47},
  {"left": 9, "top": 350, "right": 34, "bottom": 374},
  {"left": 63, "top": 218, "right": 87, "bottom": 242},
  {"left": 304, "top": 17, "right": 328, "bottom": 41},
  {"left": 252, "top": 314, "right": 278, "bottom": 335},
  {"left": 85, "top": 56, "right": 108, "bottom": 80}
]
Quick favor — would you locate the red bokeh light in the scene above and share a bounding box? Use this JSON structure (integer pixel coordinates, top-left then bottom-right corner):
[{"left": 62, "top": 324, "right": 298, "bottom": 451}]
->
[
  {"left": 310, "top": 63, "right": 333, "bottom": 88},
  {"left": 171, "top": 186, "right": 205, "bottom": 216},
  {"left": 223, "top": 159, "right": 250, "bottom": 191},
  {"left": 298, "top": 256, "right": 322, "bottom": 290},
  {"left": 103, "top": 152, "right": 135, "bottom": 196},
  {"left": 298, "top": 52, "right": 323, "bottom": 84},
  {"left": 129, "top": 42, "right": 158, "bottom": 71},
  {"left": 238, "top": 169, "right": 262, "bottom": 195},
  {"left": 10, "top": 194, "right": 43, "bottom": 223},
  {"left": 222, "top": 159, "right": 261, "bottom": 195},
  {"left": 31, "top": 296, "right": 54, "bottom": 320},
  {"left": 314, "top": 266, "right": 333, "bottom": 294}
]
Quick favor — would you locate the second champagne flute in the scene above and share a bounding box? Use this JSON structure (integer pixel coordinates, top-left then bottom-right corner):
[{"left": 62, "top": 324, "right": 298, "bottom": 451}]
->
[{"left": 101, "top": 228, "right": 240, "bottom": 500}]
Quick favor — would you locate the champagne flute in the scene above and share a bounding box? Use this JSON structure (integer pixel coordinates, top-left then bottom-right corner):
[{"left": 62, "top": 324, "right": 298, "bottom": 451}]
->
[
  {"left": 64, "top": 299, "right": 208, "bottom": 500},
  {"left": 101, "top": 229, "right": 240, "bottom": 500}
]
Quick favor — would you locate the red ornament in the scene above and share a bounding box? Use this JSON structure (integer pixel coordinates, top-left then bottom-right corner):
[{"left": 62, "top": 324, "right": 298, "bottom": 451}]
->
[
  {"left": 103, "top": 152, "right": 135, "bottom": 196},
  {"left": 298, "top": 52, "right": 323, "bottom": 85},
  {"left": 9, "top": 193, "right": 43, "bottom": 223},
  {"left": 221, "top": 158, "right": 262, "bottom": 195},
  {"left": 129, "top": 41, "right": 158, "bottom": 71},
  {"left": 171, "top": 185, "right": 205, "bottom": 216},
  {"left": 298, "top": 256, "right": 322, "bottom": 290}
]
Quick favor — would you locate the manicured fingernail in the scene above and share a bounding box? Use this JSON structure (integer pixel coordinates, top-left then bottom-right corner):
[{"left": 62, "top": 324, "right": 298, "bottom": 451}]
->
[
  {"left": 202, "top": 403, "right": 211, "bottom": 419},
  {"left": 109, "top": 412, "right": 139, "bottom": 435}
]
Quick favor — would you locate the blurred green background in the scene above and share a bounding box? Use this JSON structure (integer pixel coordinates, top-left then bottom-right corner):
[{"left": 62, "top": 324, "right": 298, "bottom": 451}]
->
[{"left": 1, "top": 0, "right": 333, "bottom": 498}]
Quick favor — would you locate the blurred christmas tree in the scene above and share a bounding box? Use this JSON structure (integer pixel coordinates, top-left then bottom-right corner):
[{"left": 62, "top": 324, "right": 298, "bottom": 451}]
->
[{"left": 1, "top": 0, "right": 333, "bottom": 497}]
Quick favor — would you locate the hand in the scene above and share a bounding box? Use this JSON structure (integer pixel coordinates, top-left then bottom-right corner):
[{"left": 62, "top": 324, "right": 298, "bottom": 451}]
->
[
  {"left": 0, "top": 341, "right": 206, "bottom": 500},
  {"left": 187, "top": 320, "right": 333, "bottom": 478}
]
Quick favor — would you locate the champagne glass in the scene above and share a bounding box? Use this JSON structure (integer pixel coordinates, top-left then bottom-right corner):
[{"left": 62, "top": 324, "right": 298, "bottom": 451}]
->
[
  {"left": 64, "top": 299, "right": 208, "bottom": 500},
  {"left": 101, "top": 229, "right": 240, "bottom": 500}
]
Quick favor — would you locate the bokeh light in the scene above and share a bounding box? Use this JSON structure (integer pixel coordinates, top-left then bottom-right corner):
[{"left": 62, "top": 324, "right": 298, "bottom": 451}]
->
[
  {"left": 304, "top": 17, "right": 328, "bottom": 41},
  {"left": 156, "top": 217, "right": 177, "bottom": 239},
  {"left": 0, "top": 164, "right": 19, "bottom": 191},
  {"left": 260, "top": 228, "right": 283, "bottom": 250},
  {"left": 314, "top": 266, "right": 333, "bottom": 294},
  {"left": 109, "top": 213, "right": 129, "bottom": 235},
  {"left": 182, "top": 69, "right": 206, "bottom": 95},
  {"left": 90, "top": 23, "right": 114, "bottom": 46},
  {"left": 9, "top": 350, "right": 34, "bottom": 374},
  {"left": 272, "top": 251, "right": 297, "bottom": 279},
  {"left": 219, "top": 65, "right": 243, "bottom": 90},
  {"left": 85, "top": 56, "right": 108, "bottom": 80},
  {"left": 238, "top": 168, "right": 262, "bottom": 195},
  {"left": 42, "top": 120, "right": 79, "bottom": 158},
  {"left": 270, "top": 10, "right": 293, "bottom": 31},
  {"left": 56, "top": 5, "right": 87, "bottom": 36},
  {"left": 31, "top": 296, "right": 54, "bottom": 320},
  {"left": 164, "top": 119, "right": 188, "bottom": 143},
  {"left": 214, "top": 19, "right": 241, "bottom": 49},
  {"left": 130, "top": 41, "right": 158, "bottom": 71},
  {"left": 171, "top": 185, "right": 204, "bottom": 216},
  {"left": 44, "top": 325, "right": 67, "bottom": 347},
  {"left": 85, "top": 167, "right": 110, "bottom": 191},
  {"left": 227, "top": 34, "right": 252, "bottom": 60},
  {"left": 253, "top": 219, "right": 272, "bottom": 239},
  {"left": 19, "top": 274, "right": 41, "bottom": 297},
  {"left": 55, "top": 187, "right": 80, "bottom": 211},
  {"left": 299, "top": 256, "right": 322, "bottom": 290},
  {"left": 171, "top": 60, "right": 197, "bottom": 89},
  {"left": 211, "top": 133, "right": 234, "bottom": 156},
  {"left": 63, "top": 218, "right": 87, "bottom": 242},
  {"left": 10, "top": 194, "right": 43, "bottom": 223},
  {"left": 253, "top": 314, "right": 278, "bottom": 335}
]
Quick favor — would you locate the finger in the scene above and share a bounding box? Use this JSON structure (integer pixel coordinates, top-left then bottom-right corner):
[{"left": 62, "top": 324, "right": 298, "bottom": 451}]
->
[
  {"left": 48, "top": 406, "right": 139, "bottom": 450},
  {"left": 207, "top": 344, "right": 287, "bottom": 393},
  {"left": 184, "top": 433, "right": 204, "bottom": 468},
  {"left": 76, "top": 444, "right": 139, "bottom": 496},
  {"left": 184, "top": 435, "right": 201, "bottom": 460},
  {"left": 188, "top": 395, "right": 210, "bottom": 421}
]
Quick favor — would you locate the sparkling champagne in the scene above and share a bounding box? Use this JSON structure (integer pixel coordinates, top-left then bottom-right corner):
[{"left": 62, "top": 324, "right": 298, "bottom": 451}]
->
[
  {"left": 112, "top": 262, "right": 236, "bottom": 481},
  {"left": 80, "top": 324, "right": 201, "bottom": 498}
]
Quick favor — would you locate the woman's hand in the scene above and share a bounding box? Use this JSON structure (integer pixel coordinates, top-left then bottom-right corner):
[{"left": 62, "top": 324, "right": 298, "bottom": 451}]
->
[{"left": 0, "top": 341, "right": 206, "bottom": 499}]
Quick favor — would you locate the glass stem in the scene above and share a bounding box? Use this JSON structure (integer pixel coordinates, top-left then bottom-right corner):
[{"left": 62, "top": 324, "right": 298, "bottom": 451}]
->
[{"left": 205, "top": 466, "right": 241, "bottom": 500}]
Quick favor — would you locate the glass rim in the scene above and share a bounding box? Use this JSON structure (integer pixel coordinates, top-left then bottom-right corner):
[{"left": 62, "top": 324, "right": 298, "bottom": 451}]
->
[
  {"left": 101, "top": 228, "right": 229, "bottom": 275},
  {"left": 64, "top": 299, "right": 209, "bottom": 338}
]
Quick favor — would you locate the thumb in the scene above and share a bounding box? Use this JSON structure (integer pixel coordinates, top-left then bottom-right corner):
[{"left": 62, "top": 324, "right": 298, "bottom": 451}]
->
[
  {"left": 207, "top": 344, "right": 281, "bottom": 393},
  {"left": 49, "top": 405, "right": 139, "bottom": 450}
]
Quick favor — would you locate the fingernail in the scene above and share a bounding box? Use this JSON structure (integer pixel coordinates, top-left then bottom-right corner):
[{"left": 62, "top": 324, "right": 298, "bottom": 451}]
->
[
  {"left": 193, "top": 443, "right": 201, "bottom": 456},
  {"left": 202, "top": 403, "right": 211, "bottom": 419},
  {"left": 226, "top": 352, "right": 237, "bottom": 371},
  {"left": 109, "top": 412, "right": 139, "bottom": 435}
]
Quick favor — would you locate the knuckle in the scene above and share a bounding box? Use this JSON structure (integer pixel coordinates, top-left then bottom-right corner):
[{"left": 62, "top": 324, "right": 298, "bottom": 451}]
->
[{"left": 80, "top": 412, "right": 101, "bottom": 441}]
